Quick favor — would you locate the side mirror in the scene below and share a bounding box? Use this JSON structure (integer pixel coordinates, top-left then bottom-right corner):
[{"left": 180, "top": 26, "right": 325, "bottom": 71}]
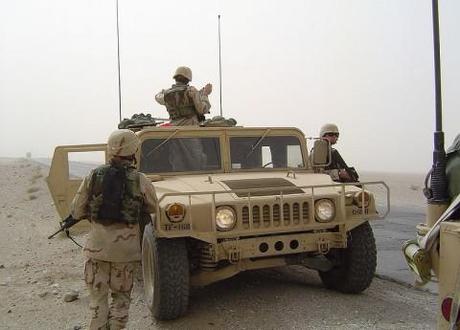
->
[{"left": 311, "top": 139, "right": 331, "bottom": 167}]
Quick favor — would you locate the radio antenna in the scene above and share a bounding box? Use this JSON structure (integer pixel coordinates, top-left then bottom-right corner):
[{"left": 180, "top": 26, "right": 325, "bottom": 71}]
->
[
  {"left": 116, "top": 0, "right": 122, "bottom": 122},
  {"left": 427, "top": 0, "right": 448, "bottom": 203},
  {"left": 218, "top": 14, "right": 223, "bottom": 116}
]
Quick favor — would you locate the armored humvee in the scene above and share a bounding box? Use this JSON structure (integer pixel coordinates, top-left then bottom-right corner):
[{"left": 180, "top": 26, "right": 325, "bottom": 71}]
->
[{"left": 47, "top": 124, "right": 389, "bottom": 320}]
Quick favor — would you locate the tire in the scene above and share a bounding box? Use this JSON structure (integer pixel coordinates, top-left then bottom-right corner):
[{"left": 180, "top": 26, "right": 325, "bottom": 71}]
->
[
  {"left": 318, "top": 221, "right": 376, "bottom": 294},
  {"left": 142, "top": 224, "right": 189, "bottom": 320}
]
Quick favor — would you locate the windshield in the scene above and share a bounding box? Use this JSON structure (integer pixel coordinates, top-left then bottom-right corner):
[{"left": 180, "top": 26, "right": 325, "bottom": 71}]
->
[
  {"left": 230, "top": 136, "right": 304, "bottom": 170},
  {"left": 140, "top": 137, "right": 221, "bottom": 173}
]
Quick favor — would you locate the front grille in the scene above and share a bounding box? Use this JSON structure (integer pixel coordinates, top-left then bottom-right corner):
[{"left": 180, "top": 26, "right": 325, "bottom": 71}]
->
[
  {"left": 241, "top": 201, "right": 310, "bottom": 229},
  {"left": 293, "top": 203, "right": 300, "bottom": 225},
  {"left": 273, "top": 204, "right": 280, "bottom": 223}
]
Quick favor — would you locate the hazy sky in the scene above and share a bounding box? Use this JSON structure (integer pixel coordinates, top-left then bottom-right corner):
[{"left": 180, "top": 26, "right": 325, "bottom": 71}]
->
[{"left": 1, "top": 0, "right": 459, "bottom": 173}]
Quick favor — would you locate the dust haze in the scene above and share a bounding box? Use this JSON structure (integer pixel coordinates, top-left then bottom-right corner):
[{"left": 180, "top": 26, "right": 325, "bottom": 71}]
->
[{"left": 1, "top": 0, "right": 460, "bottom": 173}]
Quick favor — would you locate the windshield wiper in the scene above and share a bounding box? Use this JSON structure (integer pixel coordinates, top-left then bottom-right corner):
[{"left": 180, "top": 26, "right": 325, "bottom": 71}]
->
[
  {"left": 245, "top": 128, "right": 271, "bottom": 159},
  {"left": 145, "top": 129, "right": 180, "bottom": 158}
]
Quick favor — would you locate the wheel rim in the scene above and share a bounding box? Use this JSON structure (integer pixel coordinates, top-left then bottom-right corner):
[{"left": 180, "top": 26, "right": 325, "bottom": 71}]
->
[{"left": 142, "top": 238, "right": 155, "bottom": 308}]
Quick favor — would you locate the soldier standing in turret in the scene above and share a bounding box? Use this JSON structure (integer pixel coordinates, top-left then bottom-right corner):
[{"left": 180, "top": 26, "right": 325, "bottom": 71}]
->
[
  {"left": 155, "top": 66, "right": 212, "bottom": 126},
  {"left": 70, "top": 129, "right": 156, "bottom": 330}
]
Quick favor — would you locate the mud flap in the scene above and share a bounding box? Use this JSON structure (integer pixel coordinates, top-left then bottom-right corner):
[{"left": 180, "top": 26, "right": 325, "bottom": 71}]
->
[{"left": 46, "top": 144, "right": 107, "bottom": 219}]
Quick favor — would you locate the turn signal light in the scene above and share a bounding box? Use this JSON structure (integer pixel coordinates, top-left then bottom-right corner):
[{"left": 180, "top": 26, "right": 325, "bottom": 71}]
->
[
  {"left": 354, "top": 191, "right": 370, "bottom": 208},
  {"left": 166, "top": 203, "right": 185, "bottom": 222}
]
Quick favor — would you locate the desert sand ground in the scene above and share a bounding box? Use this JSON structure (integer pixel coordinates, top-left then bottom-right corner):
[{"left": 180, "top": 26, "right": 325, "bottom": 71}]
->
[{"left": 0, "top": 158, "right": 437, "bottom": 329}]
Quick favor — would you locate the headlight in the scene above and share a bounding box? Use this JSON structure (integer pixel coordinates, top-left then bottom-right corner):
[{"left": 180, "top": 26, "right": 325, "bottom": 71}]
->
[
  {"left": 166, "top": 203, "right": 185, "bottom": 222},
  {"left": 315, "top": 199, "right": 335, "bottom": 222},
  {"left": 215, "top": 206, "right": 236, "bottom": 231},
  {"left": 354, "top": 191, "right": 370, "bottom": 208}
]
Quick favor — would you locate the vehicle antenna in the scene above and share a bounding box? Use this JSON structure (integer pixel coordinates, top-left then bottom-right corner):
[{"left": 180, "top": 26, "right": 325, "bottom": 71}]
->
[
  {"left": 218, "top": 14, "right": 223, "bottom": 117},
  {"left": 428, "top": 0, "right": 449, "bottom": 203},
  {"left": 116, "top": 0, "right": 122, "bottom": 122}
]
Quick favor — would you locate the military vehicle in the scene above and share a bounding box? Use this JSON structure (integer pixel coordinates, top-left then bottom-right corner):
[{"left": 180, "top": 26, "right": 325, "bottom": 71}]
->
[
  {"left": 47, "top": 124, "right": 389, "bottom": 320},
  {"left": 402, "top": 1, "right": 460, "bottom": 329}
]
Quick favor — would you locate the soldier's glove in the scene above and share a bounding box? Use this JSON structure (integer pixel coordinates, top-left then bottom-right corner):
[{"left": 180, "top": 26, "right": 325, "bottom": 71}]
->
[
  {"left": 338, "top": 169, "right": 352, "bottom": 181},
  {"left": 61, "top": 215, "right": 78, "bottom": 228},
  {"left": 202, "top": 83, "right": 213, "bottom": 96}
]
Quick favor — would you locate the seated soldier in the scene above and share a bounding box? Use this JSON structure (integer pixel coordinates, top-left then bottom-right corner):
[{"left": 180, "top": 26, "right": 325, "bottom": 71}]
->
[{"left": 315, "top": 123, "right": 359, "bottom": 183}]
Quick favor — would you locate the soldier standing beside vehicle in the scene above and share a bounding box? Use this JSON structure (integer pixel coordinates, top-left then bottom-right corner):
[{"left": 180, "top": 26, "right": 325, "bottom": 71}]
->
[
  {"left": 155, "top": 66, "right": 212, "bottom": 126},
  {"left": 446, "top": 133, "right": 460, "bottom": 200},
  {"left": 314, "top": 123, "right": 359, "bottom": 183},
  {"left": 70, "top": 129, "right": 156, "bottom": 330}
]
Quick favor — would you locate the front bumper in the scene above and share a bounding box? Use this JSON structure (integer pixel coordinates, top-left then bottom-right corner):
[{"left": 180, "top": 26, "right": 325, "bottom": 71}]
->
[{"left": 213, "top": 230, "right": 347, "bottom": 263}]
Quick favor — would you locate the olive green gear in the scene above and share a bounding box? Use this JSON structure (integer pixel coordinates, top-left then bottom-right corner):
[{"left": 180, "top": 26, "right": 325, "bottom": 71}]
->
[
  {"left": 201, "top": 116, "right": 237, "bottom": 127},
  {"left": 173, "top": 66, "right": 192, "bottom": 81},
  {"left": 107, "top": 129, "right": 140, "bottom": 157},
  {"left": 164, "top": 85, "right": 196, "bottom": 120},
  {"left": 118, "top": 113, "right": 157, "bottom": 129},
  {"left": 89, "top": 164, "right": 142, "bottom": 224},
  {"left": 319, "top": 123, "right": 339, "bottom": 137}
]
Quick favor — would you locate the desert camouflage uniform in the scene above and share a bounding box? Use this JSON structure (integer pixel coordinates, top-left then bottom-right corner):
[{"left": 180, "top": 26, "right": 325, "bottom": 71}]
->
[
  {"left": 155, "top": 82, "right": 211, "bottom": 126},
  {"left": 155, "top": 82, "right": 211, "bottom": 170},
  {"left": 71, "top": 160, "right": 156, "bottom": 330}
]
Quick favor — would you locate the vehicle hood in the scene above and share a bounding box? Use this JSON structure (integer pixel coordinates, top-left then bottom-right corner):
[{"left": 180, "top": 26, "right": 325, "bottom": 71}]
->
[{"left": 150, "top": 172, "right": 336, "bottom": 202}]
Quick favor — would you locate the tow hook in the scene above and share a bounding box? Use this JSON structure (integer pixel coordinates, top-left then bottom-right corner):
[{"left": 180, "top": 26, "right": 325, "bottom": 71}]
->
[
  {"left": 318, "top": 239, "right": 330, "bottom": 254},
  {"left": 228, "top": 248, "right": 240, "bottom": 264}
]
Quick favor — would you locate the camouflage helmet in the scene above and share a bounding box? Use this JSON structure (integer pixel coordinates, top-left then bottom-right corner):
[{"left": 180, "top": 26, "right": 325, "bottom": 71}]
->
[
  {"left": 107, "top": 129, "right": 140, "bottom": 158},
  {"left": 319, "top": 123, "right": 339, "bottom": 137},
  {"left": 173, "top": 66, "right": 192, "bottom": 81}
]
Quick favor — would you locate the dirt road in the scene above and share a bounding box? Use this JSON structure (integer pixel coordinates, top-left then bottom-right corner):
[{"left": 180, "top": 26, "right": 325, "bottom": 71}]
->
[{"left": 0, "top": 159, "right": 437, "bottom": 329}]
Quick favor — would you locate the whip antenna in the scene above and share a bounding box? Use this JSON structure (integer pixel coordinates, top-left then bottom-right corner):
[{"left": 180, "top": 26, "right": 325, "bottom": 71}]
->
[
  {"left": 116, "top": 0, "right": 122, "bottom": 122},
  {"left": 427, "top": 0, "right": 448, "bottom": 203},
  {"left": 218, "top": 14, "right": 223, "bottom": 116}
]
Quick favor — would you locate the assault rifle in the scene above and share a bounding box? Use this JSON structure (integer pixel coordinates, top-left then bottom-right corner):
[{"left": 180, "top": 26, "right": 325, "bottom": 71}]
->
[
  {"left": 331, "top": 149, "right": 360, "bottom": 183},
  {"left": 343, "top": 166, "right": 360, "bottom": 183},
  {"left": 48, "top": 215, "right": 80, "bottom": 239}
]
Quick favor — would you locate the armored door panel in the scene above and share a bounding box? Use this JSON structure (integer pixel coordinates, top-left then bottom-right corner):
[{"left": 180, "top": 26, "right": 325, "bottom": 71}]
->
[{"left": 47, "top": 144, "right": 107, "bottom": 219}]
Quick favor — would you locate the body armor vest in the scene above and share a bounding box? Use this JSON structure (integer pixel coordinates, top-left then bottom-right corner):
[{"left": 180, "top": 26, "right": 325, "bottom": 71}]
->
[
  {"left": 164, "top": 85, "right": 197, "bottom": 120},
  {"left": 88, "top": 164, "right": 142, "bottom": 225}
]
